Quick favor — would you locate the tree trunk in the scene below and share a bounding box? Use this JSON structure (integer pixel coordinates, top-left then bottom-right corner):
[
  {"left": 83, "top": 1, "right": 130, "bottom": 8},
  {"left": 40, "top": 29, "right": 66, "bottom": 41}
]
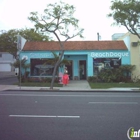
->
[{"left": 50, "top": 50, "right": 64, "bottom": 89}]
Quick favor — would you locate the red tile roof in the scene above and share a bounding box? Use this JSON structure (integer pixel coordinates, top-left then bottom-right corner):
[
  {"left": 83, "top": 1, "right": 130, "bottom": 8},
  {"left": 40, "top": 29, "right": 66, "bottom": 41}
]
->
[{"left": 22, "top": 41, "right": 128, "bottom": 51}]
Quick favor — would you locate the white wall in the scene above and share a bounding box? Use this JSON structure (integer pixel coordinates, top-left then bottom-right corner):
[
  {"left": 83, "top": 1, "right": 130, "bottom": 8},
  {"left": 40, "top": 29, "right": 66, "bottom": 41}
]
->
[{"left": 0, "top": 52, "right": 15, "bottom": 72}]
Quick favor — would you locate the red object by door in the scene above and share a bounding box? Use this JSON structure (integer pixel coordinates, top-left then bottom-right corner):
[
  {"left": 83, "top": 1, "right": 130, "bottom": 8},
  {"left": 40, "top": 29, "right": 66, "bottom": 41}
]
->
[{"left": 62, "top": 74, "right": 69, "bottom": 85}]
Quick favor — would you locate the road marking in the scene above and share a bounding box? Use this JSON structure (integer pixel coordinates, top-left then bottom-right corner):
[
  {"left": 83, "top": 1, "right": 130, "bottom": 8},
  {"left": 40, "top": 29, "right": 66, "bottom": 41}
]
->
[
  {"left": 9, "top": 115, "right": 80, "bottom": 118},
  {"left": 88, "top": 102, "right": 138, "bottom": 105}
]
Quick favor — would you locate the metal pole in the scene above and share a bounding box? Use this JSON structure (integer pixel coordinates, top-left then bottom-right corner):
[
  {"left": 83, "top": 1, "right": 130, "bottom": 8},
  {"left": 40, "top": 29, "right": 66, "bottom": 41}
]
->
[
  {"left": 17, "top": 34, "right": 21, "bottom": 90},
  {"left": 19, "top": 50, "right": 21, "bottom": 90}
]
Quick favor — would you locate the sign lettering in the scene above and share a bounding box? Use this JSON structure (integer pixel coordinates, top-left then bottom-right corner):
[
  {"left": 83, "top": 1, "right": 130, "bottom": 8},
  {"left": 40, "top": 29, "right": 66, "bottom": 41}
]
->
[{"left": 91, "top": 52, "right": 129, "bottom": 58}]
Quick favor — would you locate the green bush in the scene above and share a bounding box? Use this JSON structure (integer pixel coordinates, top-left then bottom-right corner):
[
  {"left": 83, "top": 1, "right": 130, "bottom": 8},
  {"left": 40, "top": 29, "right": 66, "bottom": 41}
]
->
[
  {"left": 88, "top": 76, "right": 99, "bottom": 82},
  {"left": 98, "top": 69, "right": 114, "bottom": 82},
  {"left": 132, "top": 75, "right": 140, "bottom": 83},
  {"left": 90, "top": 65, "right": 135, "bottom": 83},
  {"left": 26, "top": 77, "right": 59, "bottom": 83}
]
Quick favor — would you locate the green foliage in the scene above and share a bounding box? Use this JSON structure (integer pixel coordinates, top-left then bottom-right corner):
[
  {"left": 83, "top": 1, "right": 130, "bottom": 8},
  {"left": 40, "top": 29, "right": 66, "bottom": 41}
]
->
[
  {"left": 108, "top": 0, "right": 140, "bottom": 39},
  {"left": 19, "top": 28, "right": 51, "bottom": 41},
  {"left": 0, "top": 28, "right": 50, "bottom": 58},
  {"left": 27, "top": 77, "right": 59, "bottom": 83},
  {"left": 28, "top": 1, "right": 84, "bottom": 41},
  {"left": 0, "top": 29, "right": 18, "bottom": 58},
  {"left": 12, "top": 58, "right": 30, "bottom": 70},
  {"left": 44, "top": 51, "right": 71, "bottom": 66},
  {"left": 98, "top": 69, "right": 115, "bottom": 82},
  {"left": 132, "top": 74, "right": 140, "bottom": 83},
  {"left": 12, "top": 58, "right": 30, "bottom": 82},
  {"left": 88, "top": 65, "right": 136, "bottom": 83},
  {"left": 28, "top": 1, "right": 84, "bottom": 89},
  {"left": 88, "top": 76, "right": 100, "bottom": 83}
]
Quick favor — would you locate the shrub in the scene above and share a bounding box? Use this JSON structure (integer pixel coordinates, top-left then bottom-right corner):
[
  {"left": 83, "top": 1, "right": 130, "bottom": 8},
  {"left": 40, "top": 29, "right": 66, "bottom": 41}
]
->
[
  {"left": 132, "top": 75, "right": 140, "bottom": 83},
  {"left": 88, "top": 76, "right": 99, "bottom": 82},
  {"left": 89, "top": 65, "right": 135, "bottom": 83},
  {"left": 98, "top": 69, "right": 115, "bottom": 82},
  {"left": 27, "top": 77, "right": 59, "bottom": 83}
]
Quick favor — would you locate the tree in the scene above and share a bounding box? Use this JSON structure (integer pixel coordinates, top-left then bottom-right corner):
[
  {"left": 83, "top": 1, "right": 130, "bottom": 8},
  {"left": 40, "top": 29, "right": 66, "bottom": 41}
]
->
[
  {"left": 44, "top": 51, "right": 71, "bottom": 74},
  {"left": 0, "top": 29, "right": 18, "bottom": 58},
  {"left": 12, "top": 58, "right": 30, "bottom": 82},
  {"left": 108, "top": 0, "right": 140, "bottom": 39},
  {"left": 28, "top": 1, "right": 84, "bottom": 89},
  {"left": 20, "top": 28, "right": 51, "bottom": 41},
  {"left": 0, "top": 28, "right": 51, "bottom": 58}
]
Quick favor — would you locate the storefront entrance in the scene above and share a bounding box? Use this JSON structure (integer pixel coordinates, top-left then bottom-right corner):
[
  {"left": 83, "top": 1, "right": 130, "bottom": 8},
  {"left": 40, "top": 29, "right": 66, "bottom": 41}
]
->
[
  {"left": 65, "top": 60, "right": 73, "bottom": 80},
  {"left": 64, "top": 55, "right": 87, "bottom": 80},
  {"left": 79, "top": 60, "right": 87, "bottom": 80}
]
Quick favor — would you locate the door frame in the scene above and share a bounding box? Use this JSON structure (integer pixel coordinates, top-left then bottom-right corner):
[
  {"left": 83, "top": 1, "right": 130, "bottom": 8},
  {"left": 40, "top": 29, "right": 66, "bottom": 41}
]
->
[
  {"left": 65, "top": 60, "right": 73, "bottom": 80},
  {"left": 79, "top": 60, "right": 87, "bottom": 80}
]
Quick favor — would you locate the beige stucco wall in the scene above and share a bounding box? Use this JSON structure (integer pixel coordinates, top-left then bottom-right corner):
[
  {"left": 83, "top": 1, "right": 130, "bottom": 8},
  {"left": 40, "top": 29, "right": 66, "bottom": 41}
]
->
[
  {"left": 130, "top": 34, "right": 140, "bottom": 79},
  {"left": 118, "top": 32, "right": 140, "bottom": 80}
]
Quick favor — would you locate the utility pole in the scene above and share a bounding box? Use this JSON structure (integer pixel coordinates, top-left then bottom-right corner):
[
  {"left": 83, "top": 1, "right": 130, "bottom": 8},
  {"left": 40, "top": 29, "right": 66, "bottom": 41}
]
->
[{"left": 97, "top": 32, "right": 101, "bottom": 41}]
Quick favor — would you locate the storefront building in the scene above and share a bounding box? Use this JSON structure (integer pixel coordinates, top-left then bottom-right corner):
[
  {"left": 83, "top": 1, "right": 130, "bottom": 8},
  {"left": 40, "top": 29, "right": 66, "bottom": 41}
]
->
[
  {"left": 21, "top": 41, "right": 130, "bottom": 80},
  {"left": 116, "top": 32, "right": 140, "bottom": 79}
]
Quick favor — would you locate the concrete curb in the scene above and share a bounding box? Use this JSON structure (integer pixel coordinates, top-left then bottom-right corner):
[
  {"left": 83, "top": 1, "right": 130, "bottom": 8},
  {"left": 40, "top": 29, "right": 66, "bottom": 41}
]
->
[
  {"left": 0, "top": 84, "right": 140, "bottom": 92},
  {"left": 4, "top": 88, "right": 140, "bottom": 92}
]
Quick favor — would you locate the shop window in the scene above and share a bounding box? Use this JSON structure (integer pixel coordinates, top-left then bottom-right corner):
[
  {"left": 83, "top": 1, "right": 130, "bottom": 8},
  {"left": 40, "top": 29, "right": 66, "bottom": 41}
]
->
[
  {"left": 93, "top": 58, "right": 121, "bottom": 75},
  {"left": 30, "top": 58, "right": 56, "bottom": 76}
]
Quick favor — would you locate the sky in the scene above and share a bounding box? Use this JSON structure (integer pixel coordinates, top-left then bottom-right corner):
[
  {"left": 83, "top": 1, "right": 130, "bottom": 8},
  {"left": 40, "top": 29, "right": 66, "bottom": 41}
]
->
[{"left": 0, "top": 0, "right": 128, "bottom": 41}]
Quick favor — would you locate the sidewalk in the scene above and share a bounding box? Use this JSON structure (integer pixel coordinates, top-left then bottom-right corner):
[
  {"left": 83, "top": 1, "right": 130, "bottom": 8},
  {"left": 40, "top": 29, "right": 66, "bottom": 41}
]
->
[
  {"left": 0, "top": 80, "right": 91, "bottom": 91},
  {"left": 0, "top": 80, "right": 140, "bottom": 92},
  {"left": 0, "top": 72, "right": 140, "bottom": 92}
]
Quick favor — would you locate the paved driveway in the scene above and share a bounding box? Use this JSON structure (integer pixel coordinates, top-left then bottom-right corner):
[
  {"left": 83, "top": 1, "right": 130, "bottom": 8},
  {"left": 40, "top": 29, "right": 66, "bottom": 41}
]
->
[{"left": 0, "top": 72, "right": 18, "bottom": 85}]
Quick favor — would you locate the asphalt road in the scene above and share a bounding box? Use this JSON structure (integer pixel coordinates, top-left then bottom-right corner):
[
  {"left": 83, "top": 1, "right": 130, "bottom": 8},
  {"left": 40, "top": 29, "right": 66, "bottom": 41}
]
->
[{"left": 0, "top": 91, "right": 140, "bottom": 140}]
